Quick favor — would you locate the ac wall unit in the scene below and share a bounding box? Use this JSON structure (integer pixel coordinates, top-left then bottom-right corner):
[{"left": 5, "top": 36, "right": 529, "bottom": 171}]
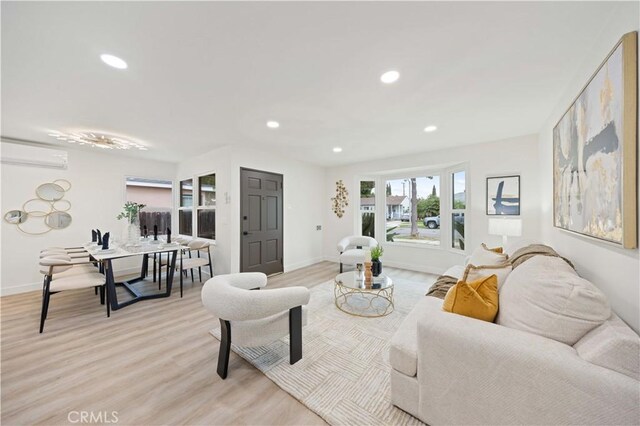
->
[{"left": 0, "top": 140, "right": 68, "bottom": 169}]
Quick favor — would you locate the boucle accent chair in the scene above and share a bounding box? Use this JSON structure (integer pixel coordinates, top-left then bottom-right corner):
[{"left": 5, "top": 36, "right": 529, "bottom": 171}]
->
[
  {"left": 201, "top": 272, "right": 310, "bottom": 379},
  {"left": 337, "top": 235, "right": 378, "bottom": 272}
]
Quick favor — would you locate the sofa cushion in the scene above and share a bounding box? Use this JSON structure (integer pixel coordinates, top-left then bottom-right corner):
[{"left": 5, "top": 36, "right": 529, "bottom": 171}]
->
[
  {"left": 497, "top": 255, "right": 610, "bottom": 345},
  {"left": 390, "top": 296, "right": 442, "bottom": 377},
  {"left": 463, "top": 263, "right": 512, "bottom": 290},
  {"left": 466, "top": 243, "right": 508, "bottom": 266},
  {"left": 443, "top": 275, "right": 499, "bottom": 322},
  {"left": 442, "top": 264, "right": 465, "bottom": 280},
  {"left": 574, "top": 314, "right": 640, "bottom": 381}
]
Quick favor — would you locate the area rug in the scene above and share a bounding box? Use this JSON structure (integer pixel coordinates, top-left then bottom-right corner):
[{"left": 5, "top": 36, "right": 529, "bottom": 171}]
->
[{"left": 210, "top": 275, "right": 435, "bottom": 426}]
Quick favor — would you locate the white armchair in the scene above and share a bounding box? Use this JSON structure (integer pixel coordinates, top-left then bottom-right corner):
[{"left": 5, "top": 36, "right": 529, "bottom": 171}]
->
[
  {"left": 337, "top": 236, "right": 378, "bottom": 272},
  {"left": 201, "top": 273, "right": 310, "bottom": 379}
]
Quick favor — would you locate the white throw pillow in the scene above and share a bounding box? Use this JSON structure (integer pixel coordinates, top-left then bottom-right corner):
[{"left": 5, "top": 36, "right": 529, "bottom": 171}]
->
[
  {"left": 497, "top": 255, "right": 611, "bottom": 345},
  {"left": 464, "top": 263, "right": 512, "bottom": 290},
  {"left": 467, "top": 243, "right": 508, "bottom": 267}
]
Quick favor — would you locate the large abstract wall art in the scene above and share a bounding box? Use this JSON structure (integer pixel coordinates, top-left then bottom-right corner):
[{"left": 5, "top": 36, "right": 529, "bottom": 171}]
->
[{"left": 553, "top": 32, "right": 637, "bottom": 249}]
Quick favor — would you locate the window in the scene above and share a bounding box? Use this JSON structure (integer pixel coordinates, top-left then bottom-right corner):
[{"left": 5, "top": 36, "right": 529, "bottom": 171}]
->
[
  {"left": 452, "top": 170, "right": 466, "bottom": 250},
  {"left": 385, "top": 176, "right": 440, "bottom": 246},
  {"left": 197, "top": 173, "right": 216, "bottom": 240},
  {"left": 360, "top": 180, "right": 375, "bottom": 238},
  {"left": 179, "top": 179, "right": 193, "bottom": 235},
  {"left": 125, "top": 177, "right": 172, "bottom": 235}
]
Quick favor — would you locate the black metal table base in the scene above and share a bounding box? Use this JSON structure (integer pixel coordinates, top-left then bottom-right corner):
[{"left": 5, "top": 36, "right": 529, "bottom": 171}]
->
[{"left": 104, "top": 249, "right": 178, "bottom": 311}]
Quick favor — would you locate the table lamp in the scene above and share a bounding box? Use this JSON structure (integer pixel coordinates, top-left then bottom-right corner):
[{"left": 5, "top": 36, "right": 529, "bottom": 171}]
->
[{"left": 488, "top": 218, "right": 522, "bottom": 246}]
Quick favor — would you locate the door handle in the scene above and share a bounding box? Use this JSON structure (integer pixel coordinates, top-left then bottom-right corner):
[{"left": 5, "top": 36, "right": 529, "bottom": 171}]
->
[{"left": 243, "top": 231, "right": 251, "bottom": 236}]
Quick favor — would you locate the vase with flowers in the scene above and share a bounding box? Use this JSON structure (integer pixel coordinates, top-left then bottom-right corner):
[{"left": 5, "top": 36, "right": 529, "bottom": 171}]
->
[
  {"left": 370, "top": 245, "right": 384, "bottom": 277},
  {"left": 117, "top": 202, "right": 146, "bottom": 243}
]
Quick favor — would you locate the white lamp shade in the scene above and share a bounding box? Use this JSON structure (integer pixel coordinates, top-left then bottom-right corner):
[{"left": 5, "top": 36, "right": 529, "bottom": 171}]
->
[{"left": 488, "top": 218, "right": 522, "bottom": 237}]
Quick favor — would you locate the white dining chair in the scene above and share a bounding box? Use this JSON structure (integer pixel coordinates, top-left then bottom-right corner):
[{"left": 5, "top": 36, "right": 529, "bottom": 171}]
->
[
  {"left": 39, "top": 256, "right": 108, "bottom": 333},
  {"left": 201, "top": 273, "right": 310, "bottom": 379}
]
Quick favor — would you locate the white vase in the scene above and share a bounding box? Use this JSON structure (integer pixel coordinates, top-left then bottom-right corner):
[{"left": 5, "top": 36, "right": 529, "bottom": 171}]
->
[{"left": 127, "top": 214, "right": 141, "bottom": 243}]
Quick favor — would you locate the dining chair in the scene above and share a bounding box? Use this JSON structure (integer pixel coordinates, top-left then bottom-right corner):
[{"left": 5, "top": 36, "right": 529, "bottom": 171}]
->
[
  {"left": 201, "top": 272, "right": 310, "bottom": 379},
  {"left": 171, "top": 239, "right": 214, "bottom": 297},
  {"left": 39, "top": 255, "right": 109, "bottom": 333}
]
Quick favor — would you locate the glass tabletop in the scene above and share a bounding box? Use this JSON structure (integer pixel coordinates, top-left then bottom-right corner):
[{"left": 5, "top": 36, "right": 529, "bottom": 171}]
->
[{"left": 335, "top": 271, "right": 393, "bottom": 291}]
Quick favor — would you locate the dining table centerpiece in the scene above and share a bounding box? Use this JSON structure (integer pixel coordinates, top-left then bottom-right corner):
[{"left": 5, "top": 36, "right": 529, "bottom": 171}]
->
[{"left": 117, "top": 202, "right": 146, "bottom": 243}]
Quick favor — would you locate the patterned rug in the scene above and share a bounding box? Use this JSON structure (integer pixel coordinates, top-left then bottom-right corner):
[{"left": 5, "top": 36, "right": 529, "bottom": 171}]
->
[{"left": 210, "top": 276, "right": 435, "bottom": 426}]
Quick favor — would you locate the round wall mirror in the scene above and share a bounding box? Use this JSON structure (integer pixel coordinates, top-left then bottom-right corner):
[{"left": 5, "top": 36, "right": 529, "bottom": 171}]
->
[
  {"left": 53, "top": 179, "right": 72, "bottom": 191},
  {"left": 4, "top": 210, "right": 28, "bottom": 224},
  {"left": 36, "top": 183, "right": 65, "bottom": 201},
  {"left": 52, "top": 199, "right": 71, "bottom": 212},
  {"left": 45, "top": 211, "right": 72, "bottom": 229}
]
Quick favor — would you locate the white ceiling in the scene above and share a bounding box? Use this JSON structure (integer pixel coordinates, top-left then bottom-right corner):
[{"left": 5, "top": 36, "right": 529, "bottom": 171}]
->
[{"left": 1, "top": 1, "right": 623, "bottom": 166}]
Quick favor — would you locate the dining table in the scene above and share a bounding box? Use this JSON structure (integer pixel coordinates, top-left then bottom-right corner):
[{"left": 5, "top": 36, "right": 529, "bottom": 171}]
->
[{"left": 85, "top": 241, "right": 183, "bottom": 311}]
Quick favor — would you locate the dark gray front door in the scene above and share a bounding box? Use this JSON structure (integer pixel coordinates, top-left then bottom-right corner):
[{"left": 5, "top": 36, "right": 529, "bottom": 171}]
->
[{"left": 240, "top": 168, "right": 283, "bottom": 275}]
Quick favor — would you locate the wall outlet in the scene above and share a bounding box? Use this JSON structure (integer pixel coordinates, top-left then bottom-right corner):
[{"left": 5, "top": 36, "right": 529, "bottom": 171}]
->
[{"left": 316, "top": 225, "right": 322, "bottom": 231}]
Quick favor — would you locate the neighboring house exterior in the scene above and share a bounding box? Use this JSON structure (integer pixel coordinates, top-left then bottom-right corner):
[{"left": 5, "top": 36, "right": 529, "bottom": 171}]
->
[{"left": 360, "top": 196, "right": 410, "bottom": 219}]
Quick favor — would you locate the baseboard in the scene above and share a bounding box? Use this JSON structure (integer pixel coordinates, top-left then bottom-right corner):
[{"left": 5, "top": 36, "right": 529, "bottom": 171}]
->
[
  {"left": 285, "top": 256, "right": 326, "bottom": 273},
  {"left": 1, "top": 282, "right": 42, "bottom": 296}
]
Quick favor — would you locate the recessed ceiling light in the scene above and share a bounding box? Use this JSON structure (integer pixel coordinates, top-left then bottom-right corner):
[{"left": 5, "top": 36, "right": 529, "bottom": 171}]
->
[
  {"left": 266, "top": 121, "right": 280, "bottom": 129},
  {"left": 100, "top": 54, "right": 127, "bottom": 69},
  {"left": 380, "top": 70, "right": 400, "bottom": 84},
  {"left": 423, "top": 125, "right": 438, "bottom": 132},
  {"left": 333, "top": 147, "right": 343, "bottom": 153}
]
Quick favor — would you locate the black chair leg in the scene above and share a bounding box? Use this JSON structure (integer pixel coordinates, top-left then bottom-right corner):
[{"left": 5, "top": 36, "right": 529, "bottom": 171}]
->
[
  {"left": 209, "top": 263, "right": 213, "bottom": 278},
  {"left": 198, "top": 267, "right": 202, "bottom": 282},
  {"left": 180, "top": 268, "right": 183, "bottom": 298},
  {"left": 340, "top": 263, "right": 343, "bottom": 273},
  {"left": 39, "top": 284, "right": 51, "bottom": 334},
  {"left": 289, "top": 306, "right": 302, "bottom": 364},
  {"left": 190, "top": 269, "right": 194, "bottom": 283},
  {"left": 94, "top": 286, "right": 98, "bottom": 295},
  {"left": 99, "top": 285, "right": 105, "bottom": 305},
  {"left": 153, "top": 253, "right": 157, "bottom": 283},
  {"left": 105, "top": 285, "right": 110, "bottom": 318},
  {"left": 218, "top": 319, "right": 231, "bottom": 379}
]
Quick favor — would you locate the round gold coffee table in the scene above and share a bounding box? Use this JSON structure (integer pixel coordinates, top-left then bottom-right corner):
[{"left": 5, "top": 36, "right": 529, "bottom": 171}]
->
[{"left": 334, "top": 271, "right": 394, "bottom": 317}]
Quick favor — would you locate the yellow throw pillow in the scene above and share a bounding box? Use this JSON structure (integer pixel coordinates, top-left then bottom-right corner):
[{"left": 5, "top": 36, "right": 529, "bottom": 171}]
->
[{"left": 443, "top": 275, "right": 499, "bottom": 322}]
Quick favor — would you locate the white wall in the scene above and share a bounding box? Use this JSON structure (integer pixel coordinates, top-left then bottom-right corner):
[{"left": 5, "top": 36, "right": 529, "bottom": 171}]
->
[
  {"left": 539, "top": 2, "right": 640, "bottom": 332},
  {"left": 323, "top": 134, "right": 540, "bottom": 274},
  {"left": 0, "top": 145, "right": 176, "bottom": 295},
  {"left": 175, "top": 145, "right": 325, "bottom": 275}
]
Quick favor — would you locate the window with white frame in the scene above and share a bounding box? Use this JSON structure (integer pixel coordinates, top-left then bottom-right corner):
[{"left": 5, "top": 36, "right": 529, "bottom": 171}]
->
[
  {"left": 178, "top": 178, "right": 193, "bottom": 236},
  {"left": 451, "top": 170, "right": 466, "bottom": 250},
  {"left": 125, "top": 177, "right": 173, "bottom": 235},
  {"left": 385, "top": 175, "right": 441, "bottom": 246},
  {"left": 197, "top": 173, "right": 215, "bottom": 240},
  {"left": 359, "top": 180, "right": 375, "bottom": 238}
]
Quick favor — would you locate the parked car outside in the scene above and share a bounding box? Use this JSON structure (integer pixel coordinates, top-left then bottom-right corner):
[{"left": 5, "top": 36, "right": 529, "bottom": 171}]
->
[
  {"left": 423, "top": 215, "right": 440, "bottom": 229},
  {"left": 401, "top": 213, "right": 410, "bottom": 222}
]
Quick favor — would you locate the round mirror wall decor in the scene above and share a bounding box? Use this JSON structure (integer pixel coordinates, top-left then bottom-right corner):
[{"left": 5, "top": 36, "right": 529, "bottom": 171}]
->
[
  {"left": 4, "top": 180, "right": 73, "bottom": 235},
  {"left": 36, "top": 183, "right": 65, "bottom": 201},
  {"left": 4, "top": 210, "right": 28, "bottom": 224},
  {"left": 45, "top": 211, "right": 72, "bottom": 229}
]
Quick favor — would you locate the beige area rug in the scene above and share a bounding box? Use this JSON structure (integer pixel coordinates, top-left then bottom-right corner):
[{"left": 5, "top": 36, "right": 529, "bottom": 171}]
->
[{"left": 210, "top": 276, "right": 435, "bottom": 426}]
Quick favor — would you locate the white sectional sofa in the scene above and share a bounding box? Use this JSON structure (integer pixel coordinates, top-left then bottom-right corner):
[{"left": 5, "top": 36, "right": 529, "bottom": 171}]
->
[{"left": 389, "top": 243, "right": 640, "bottom": 425}]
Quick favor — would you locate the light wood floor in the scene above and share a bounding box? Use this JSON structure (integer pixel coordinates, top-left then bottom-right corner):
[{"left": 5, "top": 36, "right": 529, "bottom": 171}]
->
[{"left": 1, "top": 262, "right": 432, "bottom": 425}]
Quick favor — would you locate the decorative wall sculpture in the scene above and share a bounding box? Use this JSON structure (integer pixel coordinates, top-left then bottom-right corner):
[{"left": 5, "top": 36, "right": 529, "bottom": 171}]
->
[
  {"left": 331, "top": 180, "right": 349, "bottom": 218},
  {"left": 3, "top": 179, "right": 72, "bottom": 235},
  {"left": 553, "top": 32, "right": 637, "bottom": 248}
]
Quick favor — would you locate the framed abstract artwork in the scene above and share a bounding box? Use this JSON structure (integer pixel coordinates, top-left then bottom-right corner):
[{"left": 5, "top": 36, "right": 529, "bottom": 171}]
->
[
  {"left": 553, "top": 32, "right": 637, "bottom": 249},
  {"left": 486, "top": 175, "right": 520, "bottom": 216}
]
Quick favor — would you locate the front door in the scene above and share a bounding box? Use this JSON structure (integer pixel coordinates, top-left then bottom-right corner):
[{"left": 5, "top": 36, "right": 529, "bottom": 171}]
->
[{"left": 240, "top": 168, "right": 284, "bottom": 275}]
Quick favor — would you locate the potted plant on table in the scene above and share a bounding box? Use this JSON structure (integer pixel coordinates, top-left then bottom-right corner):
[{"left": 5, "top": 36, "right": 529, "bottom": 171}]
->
[
  {"left": 117, "top": 202, "right": 146, "bottom": 243},
  {"left": 370, "top": 245, "right": 384, "bottom": 277}
]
